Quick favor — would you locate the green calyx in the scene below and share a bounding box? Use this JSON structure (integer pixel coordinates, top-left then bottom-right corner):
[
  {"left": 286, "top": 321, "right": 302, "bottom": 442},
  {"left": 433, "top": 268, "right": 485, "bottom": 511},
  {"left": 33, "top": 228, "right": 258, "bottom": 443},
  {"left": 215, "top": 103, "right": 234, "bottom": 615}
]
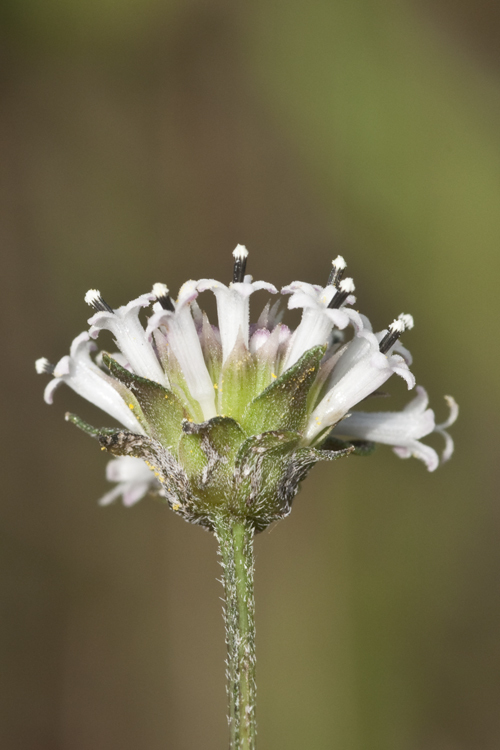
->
[{"left": 68, "top": 347, "right": 366, "bottom": 531}]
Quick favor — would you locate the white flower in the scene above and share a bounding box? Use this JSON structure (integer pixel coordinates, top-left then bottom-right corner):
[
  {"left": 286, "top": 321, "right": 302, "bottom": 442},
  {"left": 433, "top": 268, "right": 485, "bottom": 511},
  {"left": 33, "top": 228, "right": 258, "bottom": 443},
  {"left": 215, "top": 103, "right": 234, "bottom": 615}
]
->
[
  {"left": 86, "top": 290, "right": 169, "bottom": 387},
  {"left": 146, "top": 280, "right": 217, "bottom": 421},
  {"left": 281, "top": 256, "right": 363, "bottom": 370},
  {"left": 332, "top": 386, "right": 459, "bottom": 471},
  {"left": 304, "top": 318, "right": 415, "bottom": 442},
  {"left": 197, "top": 245, "right": 277, "bottom": 362},
  {"left": 99, "top": 456, "right": 158, "bottom": 506},
  {"left": 36, "top": 332, "right": 144, "bottom": 433},
  {"left": 36, "top": 246, "right": 458, "bottom": 513}
]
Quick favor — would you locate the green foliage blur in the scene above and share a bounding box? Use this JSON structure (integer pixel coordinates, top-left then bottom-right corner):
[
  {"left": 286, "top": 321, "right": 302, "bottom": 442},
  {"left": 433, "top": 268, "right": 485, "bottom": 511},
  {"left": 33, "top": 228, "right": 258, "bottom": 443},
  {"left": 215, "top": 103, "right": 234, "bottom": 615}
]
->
[{"left": 1, "top": 1, "right": 498, "bottom": 748}]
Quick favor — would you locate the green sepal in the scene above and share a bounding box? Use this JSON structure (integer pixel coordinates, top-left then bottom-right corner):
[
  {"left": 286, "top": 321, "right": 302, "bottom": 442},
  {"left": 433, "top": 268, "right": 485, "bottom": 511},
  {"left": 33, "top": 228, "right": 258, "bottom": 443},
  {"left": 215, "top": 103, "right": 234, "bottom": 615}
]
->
[
  {"left": 321, "top": 434, "right": 376, "bottom": 456},
  {"left": 240, "top": 345, "right": 325, "bottom": 435},
  {"left": 178, "top": 417, "right": 245, "bottom": 506},
  {"left": 102, "top": 353, "right": 188, "bottom": 454}
]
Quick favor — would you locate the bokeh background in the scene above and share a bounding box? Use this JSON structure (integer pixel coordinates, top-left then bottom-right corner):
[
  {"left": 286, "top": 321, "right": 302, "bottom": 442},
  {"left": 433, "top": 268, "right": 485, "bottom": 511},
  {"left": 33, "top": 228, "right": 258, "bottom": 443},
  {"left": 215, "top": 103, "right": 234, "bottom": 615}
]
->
[{"left": 1, "top": 1, "right": 499, "bottom": 748}]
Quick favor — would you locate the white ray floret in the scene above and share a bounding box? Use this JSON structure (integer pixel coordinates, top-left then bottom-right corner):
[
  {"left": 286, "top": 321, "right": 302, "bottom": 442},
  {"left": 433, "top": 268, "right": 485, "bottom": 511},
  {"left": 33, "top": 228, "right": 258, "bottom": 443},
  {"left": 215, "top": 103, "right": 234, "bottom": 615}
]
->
[
  {"left": 281, "top": 276, "right": 362, "bottom": 370},
  {"left": 99, "top": 456, "right": 158, "bottom": 506},
  {"left": 434, "top": 395, "right": 459, "bottom": 463},
  {"left": 198, "top": 247, "right": 277, "bottom": 362},
  {"left": 305, "top": 325, "right": 415, "bottom": 442},
  {"left": 332, "top": 386, "right": 440, "bottom": 470},
  {"left": 37, "top": 332, "right": 144, "bottom": 433},
  {"left": 87, "top": 291, "right": 168, "bottom": 387},
  {"left": 146, "top": 279, "right": 217, "bottom": 420}
]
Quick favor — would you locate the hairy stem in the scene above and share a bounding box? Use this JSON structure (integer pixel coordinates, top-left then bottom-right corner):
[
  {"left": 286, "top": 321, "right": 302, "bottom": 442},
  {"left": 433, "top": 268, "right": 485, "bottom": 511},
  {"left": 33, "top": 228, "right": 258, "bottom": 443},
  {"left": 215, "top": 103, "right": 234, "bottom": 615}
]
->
[{"left": 213, "top": 514, "right": 257, "bottom": 750}]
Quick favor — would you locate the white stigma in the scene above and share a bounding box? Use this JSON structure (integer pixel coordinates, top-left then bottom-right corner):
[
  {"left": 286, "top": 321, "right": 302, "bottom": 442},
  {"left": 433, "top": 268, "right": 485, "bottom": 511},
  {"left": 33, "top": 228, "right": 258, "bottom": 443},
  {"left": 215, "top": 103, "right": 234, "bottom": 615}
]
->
[
  {"left": 85, "top": 289, "right": 103, "bottom": 307},
  {"left": 332, "top": 255, "right": 347, "bottom": 270},
  {"left": 398, "top": 313, "right": 414, "bottom": 330},
  {"left": 35, "top": 357, "right": 53, "bottom": 374},
  {"left": 339, "top": 277, "right": 355, "bottom": 293},
  {"left": 388, "top": 318, "right": 406, "bottom": 333},
  {"left": 153, "top": 283, "right": 170, "bottom": 298},
  {"left": 233, "top": 244, "right": 249, "bottom": 260}
]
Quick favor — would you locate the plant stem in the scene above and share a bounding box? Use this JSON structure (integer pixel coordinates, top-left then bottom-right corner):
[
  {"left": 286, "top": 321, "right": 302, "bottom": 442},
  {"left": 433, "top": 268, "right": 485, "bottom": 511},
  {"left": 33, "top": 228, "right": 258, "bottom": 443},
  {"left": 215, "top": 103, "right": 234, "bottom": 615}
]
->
[{"left": 213, "top": 514, "right": 257, "bottom": 750}]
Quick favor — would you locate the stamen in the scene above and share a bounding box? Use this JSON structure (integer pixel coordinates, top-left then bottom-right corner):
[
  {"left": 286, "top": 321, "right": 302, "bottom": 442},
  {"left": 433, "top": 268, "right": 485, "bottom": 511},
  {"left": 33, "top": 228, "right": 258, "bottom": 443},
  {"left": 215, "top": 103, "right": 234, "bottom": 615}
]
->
[
  {"left": 84, "top": 289, "right": 114, "bottom": 313},
  {"left": 152, "top": 283, "right": 175, "bottom": 312},
  {"left": 327, "top": 255, "right": 347, "bottom": 287},
  {"left": 379, "top": 313, "right": 413, "bottom": 354},
  {"left": 35, "top": 357, "right": 54, "bottom": 375},
  {"left": 232, "top": 244, "right": 249, "bottom": 284},
  {"left": 328, "top": 277, "right": 355, "bottom": 309}
]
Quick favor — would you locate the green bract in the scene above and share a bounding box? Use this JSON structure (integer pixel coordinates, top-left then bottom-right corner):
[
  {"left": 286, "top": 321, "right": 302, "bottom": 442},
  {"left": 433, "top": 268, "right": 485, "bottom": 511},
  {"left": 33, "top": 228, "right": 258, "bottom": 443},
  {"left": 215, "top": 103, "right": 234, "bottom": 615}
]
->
[{"left": 67, "top": 346, "right": 356, "bottom": 531}]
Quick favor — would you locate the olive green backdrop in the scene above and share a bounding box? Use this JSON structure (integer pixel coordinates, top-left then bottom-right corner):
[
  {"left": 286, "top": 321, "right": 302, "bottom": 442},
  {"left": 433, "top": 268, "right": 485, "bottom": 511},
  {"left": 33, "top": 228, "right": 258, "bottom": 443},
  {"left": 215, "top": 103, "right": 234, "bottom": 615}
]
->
[{"left": 1, "top": 1, "right": 498, "bottom": 748}]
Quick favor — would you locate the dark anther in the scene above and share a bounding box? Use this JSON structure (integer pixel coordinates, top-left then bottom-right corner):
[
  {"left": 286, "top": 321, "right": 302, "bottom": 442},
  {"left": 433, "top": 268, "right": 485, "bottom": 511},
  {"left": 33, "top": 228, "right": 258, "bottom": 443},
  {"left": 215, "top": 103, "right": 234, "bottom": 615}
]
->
[
  {"left": 327, "top": 255, "right": 347, "bottom": 288},
  {"left": 153, "top": 284, "right": 175, "bottom": 312},
  {"left": 327, "top": 278, "right": 354, "bottom": 309},
  {"left": 85, "top": 290, "right": 114, "bottom": 313},
  {"left": 379, "top": 323, "right": 404, "bottom": 354},
  {"left": 232, "top": 245, "right": 248, "bottom": 284}
]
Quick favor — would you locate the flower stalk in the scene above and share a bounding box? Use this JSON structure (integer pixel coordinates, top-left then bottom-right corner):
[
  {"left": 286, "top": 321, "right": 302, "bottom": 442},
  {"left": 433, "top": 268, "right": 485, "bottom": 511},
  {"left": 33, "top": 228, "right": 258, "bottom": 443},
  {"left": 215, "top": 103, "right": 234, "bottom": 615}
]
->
[{"left": 214, "top": 513, "right": 257, "bottom": 750}]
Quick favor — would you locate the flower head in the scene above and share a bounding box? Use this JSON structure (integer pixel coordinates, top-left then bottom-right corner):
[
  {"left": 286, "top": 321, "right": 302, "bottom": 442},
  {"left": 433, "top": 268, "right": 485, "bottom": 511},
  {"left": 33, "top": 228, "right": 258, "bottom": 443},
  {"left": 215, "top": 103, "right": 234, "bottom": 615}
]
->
[{"left": 36, "top": 247, "right": 458, "bottom": 529}]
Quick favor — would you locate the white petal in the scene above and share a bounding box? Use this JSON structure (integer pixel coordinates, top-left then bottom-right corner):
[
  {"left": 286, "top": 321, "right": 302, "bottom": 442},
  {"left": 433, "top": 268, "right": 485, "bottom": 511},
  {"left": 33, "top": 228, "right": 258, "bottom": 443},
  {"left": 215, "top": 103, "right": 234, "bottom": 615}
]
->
[
  {"left": 306, "top": 347, "right": 414, "bottom": 441},
  {"left": 281, "top": 281, "right": 363, "bottom": 371},
  {"left": 284, "top": 308, "right": 338, "bottom": 369},
  {"left": 436, "top": 395, "right": 459, "bottom": 430},
  {"left": 332, "top": 402, "right": 435, "bottom": 445},
  {"left": 249, "top": 328, "right": 271, "bottom": 354},
  {"left": 88, "top": 293, "right": 168, "bottom": 386},
  {"left": 197, "top": 278, "right": 277, "bottom": 363},
  {"left": 99, "top": 457, "right": 156, "bottom": 506},
  {"left": 176, "top": 279, "right": 199, "bottom": 309},
  {"left": 146, "top": 302, "right": 217, "bottom": 420},
  {"left": 122, "top": 482, "right": 152, "bottom": 507},
  {"left": 98, "top": 485, "right": 124, "bottom": 506},
  {"left": 105, "top": 455, "right": 153, "bottom": 483},
  {"left": 435, "top": 395, "right": 459, "bottom": 463},
  {"left": 393, "top": 441, "right": 439, "bottom": 472},
  {"left": 45, "top": 333, "right": 144, "bottom": 432}
]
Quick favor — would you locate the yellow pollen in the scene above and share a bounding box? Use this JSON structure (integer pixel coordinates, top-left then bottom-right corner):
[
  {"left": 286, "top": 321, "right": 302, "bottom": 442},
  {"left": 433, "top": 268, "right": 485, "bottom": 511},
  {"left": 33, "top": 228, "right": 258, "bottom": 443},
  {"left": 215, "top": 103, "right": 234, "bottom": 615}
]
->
[
  {"left": 129, "top": 403, "right": 134, "bottom": 410},
  {"left": 271, "top": 373, "right": 277, "bottom": 379},
  {"left": 172, "top": 503, "right": 180, "bottom": 511},
  {"left": 214, "top": 383, "right": 218, "bottom": 389}
]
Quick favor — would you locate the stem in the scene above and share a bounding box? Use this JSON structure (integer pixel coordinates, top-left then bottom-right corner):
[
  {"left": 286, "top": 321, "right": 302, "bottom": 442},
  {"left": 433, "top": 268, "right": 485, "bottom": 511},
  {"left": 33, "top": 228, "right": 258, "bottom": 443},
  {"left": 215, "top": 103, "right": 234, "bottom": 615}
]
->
[{"left": 213, "top": 514, "right": 257, "bottom": 750}]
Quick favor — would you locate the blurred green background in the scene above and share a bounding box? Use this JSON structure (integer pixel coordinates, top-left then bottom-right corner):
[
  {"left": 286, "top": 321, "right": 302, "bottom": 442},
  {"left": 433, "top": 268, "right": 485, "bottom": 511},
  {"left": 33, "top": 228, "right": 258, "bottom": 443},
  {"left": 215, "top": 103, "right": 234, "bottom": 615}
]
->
[{"left": 1, "top": 1, "right": 498, "bottom": 748}]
